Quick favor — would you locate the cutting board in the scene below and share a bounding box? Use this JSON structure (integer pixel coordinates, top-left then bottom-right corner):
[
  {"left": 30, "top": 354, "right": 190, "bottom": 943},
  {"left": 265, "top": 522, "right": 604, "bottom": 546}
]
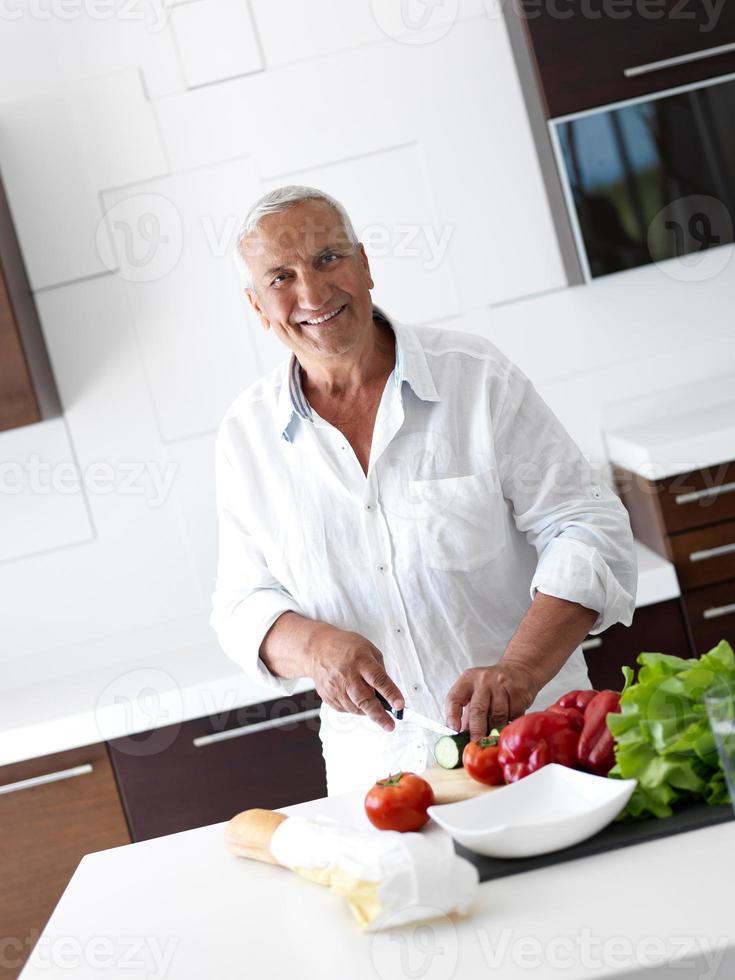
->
[{"left": 421, "top": 766, "right": 498, "bottom": 805}]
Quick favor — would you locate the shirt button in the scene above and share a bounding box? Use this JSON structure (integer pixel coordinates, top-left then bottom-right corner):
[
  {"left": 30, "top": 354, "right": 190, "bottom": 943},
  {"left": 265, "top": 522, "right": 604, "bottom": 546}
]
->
[
  {"left": 377, "top": 563, "right": 387, "bottom": 572},
  {"left": 394, "top": 626, "right": 403, "bottom": 635},
  {"left": 365, "top": 502, "right": 373, "bottom": 511},
  {"left": 411, "top": 683, "right": 422, "bottom": 694}
]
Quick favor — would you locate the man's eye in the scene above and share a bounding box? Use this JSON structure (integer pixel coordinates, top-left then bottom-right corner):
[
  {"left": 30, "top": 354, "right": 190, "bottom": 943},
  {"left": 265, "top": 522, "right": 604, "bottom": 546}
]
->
[
  {"left": 270, "top": 274, "right": 288, "bottom": 286},
  {"left": 321, "top": 253, "right": 339, "bottom": 264}
]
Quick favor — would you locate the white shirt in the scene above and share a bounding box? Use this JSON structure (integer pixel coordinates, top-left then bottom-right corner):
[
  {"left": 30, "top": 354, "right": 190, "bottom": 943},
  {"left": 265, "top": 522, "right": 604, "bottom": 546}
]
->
[{"left": 210, "top": 310, "right": 637, "bottom": 795}]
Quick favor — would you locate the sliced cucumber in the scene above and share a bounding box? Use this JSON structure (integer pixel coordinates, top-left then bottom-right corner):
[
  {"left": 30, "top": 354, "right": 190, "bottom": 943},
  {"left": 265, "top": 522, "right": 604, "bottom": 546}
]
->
[{"left": 433, "top": 732, "right": 471, "bottom": 769}]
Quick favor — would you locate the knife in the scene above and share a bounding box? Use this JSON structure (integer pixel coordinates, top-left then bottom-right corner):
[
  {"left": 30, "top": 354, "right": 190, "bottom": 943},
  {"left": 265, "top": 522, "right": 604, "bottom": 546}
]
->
[{"left": 374, "top": 691, "right": 457, "bottom": 737}]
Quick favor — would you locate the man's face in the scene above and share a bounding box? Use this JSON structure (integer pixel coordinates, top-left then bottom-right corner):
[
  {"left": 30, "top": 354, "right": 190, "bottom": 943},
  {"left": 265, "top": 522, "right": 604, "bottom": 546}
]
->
[{"left": 241, "top": 199, "right": 375, "bottom": 361}]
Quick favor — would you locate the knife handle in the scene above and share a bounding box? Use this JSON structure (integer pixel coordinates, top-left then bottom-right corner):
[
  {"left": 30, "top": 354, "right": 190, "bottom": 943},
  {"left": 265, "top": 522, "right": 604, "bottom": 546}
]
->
[{"left": 374, "top": 690, "right": 404, "bottom": 720}]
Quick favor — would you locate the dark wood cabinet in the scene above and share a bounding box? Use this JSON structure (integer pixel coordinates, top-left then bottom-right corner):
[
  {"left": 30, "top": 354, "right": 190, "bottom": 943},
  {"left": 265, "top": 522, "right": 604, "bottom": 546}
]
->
[
  {"left": 614, "top": 459, "right": 735, "bottom": 661},
  {"left": 583, "top": 597, "right": 692, "bottom": 690},
  {"left": 0, "top": 743, "right": 131, "bottom": 980},
  {"left": 682, "top": 580, "right": 735, "bottom": 656},
  {"left": 0, "top": 169, "right": 59, "bottom": 432},
  {"left": 108, "top": 688, "right": 327, "bottom": 842},
  {"left": 517, "top": 0, "right": 735, "bottom": 116}
]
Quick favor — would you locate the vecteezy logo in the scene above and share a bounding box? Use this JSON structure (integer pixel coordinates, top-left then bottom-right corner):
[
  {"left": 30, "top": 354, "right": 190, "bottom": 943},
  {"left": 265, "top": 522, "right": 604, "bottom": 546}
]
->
[
  {"left": 371, "top": 0, "right": 458, "bottom": 44},
  {"left": 647, "top": 194, "right": 733, "bottom": 283},
  {"left": 96, "top": 193, "right": 184, "bottom": 282},
  {"left": 94, "top": 667, "right": 183, "bottom": 756},
  {"left": 369, "top": 906, "right": 459, "bottom": 980}
]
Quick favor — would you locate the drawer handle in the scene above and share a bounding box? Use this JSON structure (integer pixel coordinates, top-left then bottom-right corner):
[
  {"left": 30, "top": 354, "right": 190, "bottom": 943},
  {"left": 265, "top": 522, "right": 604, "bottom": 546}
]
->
[
  {"left": 703, "top": 602, "right": 735, "bottom": 621},
  {"left": 689, "top": 541, "right": 735, "bottom": 563},
  {"left": 0, "top": 763, "right": 93, "bottom": 797},
  {"left": 675, "top": 480, "right": 735, "bottom": 506},
  {"left": 624, "top": 41, "right": 735, "bottom": 78},
  {"left": 193, "top": 708, "right": 321, "bottom": 748},
  {"left": 582, "top": 638, "right": 603, "bottom": 652}
]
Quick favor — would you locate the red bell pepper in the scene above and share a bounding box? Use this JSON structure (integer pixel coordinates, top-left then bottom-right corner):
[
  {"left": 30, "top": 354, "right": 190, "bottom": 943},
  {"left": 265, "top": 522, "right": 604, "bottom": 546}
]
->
[
  {"left": 497, "top": 710, "right": 581, "bottom": 783},
  {"left": 550, "top": 689, "right": 598, "bottom": 714},
  {"left": 576, "top": 690, "right": 622, "bottom": 776}
]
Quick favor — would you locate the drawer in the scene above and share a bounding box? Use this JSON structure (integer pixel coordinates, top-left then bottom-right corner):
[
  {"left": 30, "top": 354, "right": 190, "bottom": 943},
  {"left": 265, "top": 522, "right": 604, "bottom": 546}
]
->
[
  {"left": 682, "top": 580, "right": 735, "bottom": 656},
  {"left": 108, "top": 688, "right": 326, "bottom": 842},
  {"left": 519, "top": 0, "right": 735, "bottom": 117},
  {"left": 582, "top": 598, "right": 692, "bottom": 691},
  {"left": 657, "top": 461, "right": 735, "bottom": 534},
  {"left": 613, "top": 461, "right": 735, "bottom": 560},
  {"left": 0, "top": 743, "right": 131, "bottom": 980},
  {"left": 669, "top": 518, "right": 735, "bottom": 590}
]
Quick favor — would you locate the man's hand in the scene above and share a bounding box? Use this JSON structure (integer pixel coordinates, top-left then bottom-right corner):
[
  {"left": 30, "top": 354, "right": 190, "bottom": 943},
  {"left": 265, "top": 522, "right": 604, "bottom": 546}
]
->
[
  {"left": 307, "top": 623, "right": 405, "bottom": 732},
  {"left": 444, "top": 659, "right": 542, "bottom": 740}
]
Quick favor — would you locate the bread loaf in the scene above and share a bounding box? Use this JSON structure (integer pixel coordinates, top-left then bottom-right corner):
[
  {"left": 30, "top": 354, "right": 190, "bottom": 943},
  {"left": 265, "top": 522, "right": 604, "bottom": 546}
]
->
[{"left": 224, "top": 808, "right": 288, "bottom": 865}]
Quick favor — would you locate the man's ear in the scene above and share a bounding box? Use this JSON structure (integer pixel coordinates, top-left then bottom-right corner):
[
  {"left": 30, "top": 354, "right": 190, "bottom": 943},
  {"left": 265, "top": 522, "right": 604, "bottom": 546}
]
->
[
  {"left": 357, "top": 242, "right": 374, "bottom": 291},
  {"left": 245, "top": 288, "right": 270, "bottom": 331}
]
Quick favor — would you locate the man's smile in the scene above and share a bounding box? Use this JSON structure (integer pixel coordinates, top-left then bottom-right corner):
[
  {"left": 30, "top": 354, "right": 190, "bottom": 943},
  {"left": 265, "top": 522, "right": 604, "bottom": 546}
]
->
[{"left": 299, "top": 304, "right": 347, "bottom": 326}]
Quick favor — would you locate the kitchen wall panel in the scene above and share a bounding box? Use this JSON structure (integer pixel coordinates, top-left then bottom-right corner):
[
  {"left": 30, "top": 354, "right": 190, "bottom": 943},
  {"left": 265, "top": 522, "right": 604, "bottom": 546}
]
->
[
  {"left": 100, "top": 157, "right": 265, "bottom": 441},
  {"left": 170, "top": 0, "right": 263, "bottom": 88},
  {"left": 0, "top": 70, "right": 168, "bottom": 290},
  {"left": 0, "top": 418, "right": 93, "bottom": 563}
]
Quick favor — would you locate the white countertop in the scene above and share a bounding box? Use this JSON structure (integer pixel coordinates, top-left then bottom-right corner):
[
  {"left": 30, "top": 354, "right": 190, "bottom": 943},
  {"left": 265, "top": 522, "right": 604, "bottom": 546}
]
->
[
  {"left": 0, "top": 542, "right": 679, "bottom": 768},
  {"left": 602, "top": 374, "right": 735, "bottom": 478},
  {"left": 18, "top": 788, "right": 735, "bottom": 979},
  {"left": 0, "top": 641, "right": 313, "bottom": 768}
]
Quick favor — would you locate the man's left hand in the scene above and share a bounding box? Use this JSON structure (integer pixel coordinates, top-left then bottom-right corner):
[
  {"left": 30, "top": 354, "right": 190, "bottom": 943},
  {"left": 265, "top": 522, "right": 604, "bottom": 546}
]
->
[{"left": 444, "top": 661, "right": 542, "bottom": 739}]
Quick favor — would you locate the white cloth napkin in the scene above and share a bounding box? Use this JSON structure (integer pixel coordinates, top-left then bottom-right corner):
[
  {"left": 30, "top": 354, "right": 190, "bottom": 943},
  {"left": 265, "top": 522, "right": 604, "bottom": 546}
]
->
[{"left": 269, "top": 815, "right": 479, "bottom": 931}]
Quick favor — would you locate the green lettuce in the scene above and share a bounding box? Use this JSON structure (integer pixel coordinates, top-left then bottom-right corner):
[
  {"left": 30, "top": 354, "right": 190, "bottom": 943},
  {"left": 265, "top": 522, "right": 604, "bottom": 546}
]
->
[{"left": 608, "top": 640, "right": 735, "bottom": 820}]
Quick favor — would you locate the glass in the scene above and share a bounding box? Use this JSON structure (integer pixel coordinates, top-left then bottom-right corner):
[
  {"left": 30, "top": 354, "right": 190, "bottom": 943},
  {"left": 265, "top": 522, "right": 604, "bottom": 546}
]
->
[
  {"left": 553, "top": 73, "right": 735, "bottom": 279},
  {"left": 704, "top": 684, "right": 735, "bottom": 813}
]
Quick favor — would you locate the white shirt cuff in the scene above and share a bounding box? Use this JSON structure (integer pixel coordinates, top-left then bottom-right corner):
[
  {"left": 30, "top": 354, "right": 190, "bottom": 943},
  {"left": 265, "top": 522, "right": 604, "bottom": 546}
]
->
[
  {"left": 530, "top": 536, "right": 635, "bottom": 635},
  {"left": 210, "top": 587, "right": 306, "bottom": 695}
]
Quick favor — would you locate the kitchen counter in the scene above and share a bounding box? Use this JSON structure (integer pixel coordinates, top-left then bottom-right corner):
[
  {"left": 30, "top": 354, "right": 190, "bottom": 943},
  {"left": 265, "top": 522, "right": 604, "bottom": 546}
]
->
[
  {"left": 18, "top": 788, "right": 735, "bottom": 979},
  {"left": 602, "top": 374, "right": 735, "bottom": 478},
  {"left": 0, "top": 541, "right": 679, "bottom": 768}
]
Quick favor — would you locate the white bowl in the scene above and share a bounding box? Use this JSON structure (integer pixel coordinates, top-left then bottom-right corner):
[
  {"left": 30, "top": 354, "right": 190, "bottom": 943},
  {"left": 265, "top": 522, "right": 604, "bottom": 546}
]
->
[{"left": 426, "top": 764, "right": 637, "bottom": 858}]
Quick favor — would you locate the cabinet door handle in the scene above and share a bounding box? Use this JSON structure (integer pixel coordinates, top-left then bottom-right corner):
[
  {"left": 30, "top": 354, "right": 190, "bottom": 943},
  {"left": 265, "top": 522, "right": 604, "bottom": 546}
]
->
[
  {"left": 193, "top": 708, "right": 321, "bottom": 748},
  {"left": 703, "top": 602, "right": 735, "bottom": 621},
  {"left": 0, "top": 763, "right": 93, "bottom": 797},
  {"left": 582, "top": 638, "right": 603, "bottom": 652},
  {"left": 624, "top": 41, "right": 735, "bottom": 78},
  {"left": 689, "top": 541, "right": 735, "bottom": 563},
  {"left": 676, "top": 480, "right": 735, "bottom": 506}
]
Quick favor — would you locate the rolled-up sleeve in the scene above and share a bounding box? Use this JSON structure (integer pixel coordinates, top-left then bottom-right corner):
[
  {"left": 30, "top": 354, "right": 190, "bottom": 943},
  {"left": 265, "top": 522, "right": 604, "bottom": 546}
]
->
[
  {"left": 209, "top": 432, "right": 305, "bottom": 693},
  {"left": 494, "top": 366, "right": 637, "bottom": 635}
]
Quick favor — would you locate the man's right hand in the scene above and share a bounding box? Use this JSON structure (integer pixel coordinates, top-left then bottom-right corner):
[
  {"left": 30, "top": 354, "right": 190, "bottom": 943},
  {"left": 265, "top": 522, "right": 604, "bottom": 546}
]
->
[{"left": 307, "top": 624, "right": 405, "bottom": 732}]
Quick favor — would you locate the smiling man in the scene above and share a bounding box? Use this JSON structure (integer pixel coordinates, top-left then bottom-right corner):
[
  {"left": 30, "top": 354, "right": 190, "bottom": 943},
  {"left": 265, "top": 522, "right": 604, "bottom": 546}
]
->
[{"left": 210, "top": 185, "right": 637, "bottom": 796}]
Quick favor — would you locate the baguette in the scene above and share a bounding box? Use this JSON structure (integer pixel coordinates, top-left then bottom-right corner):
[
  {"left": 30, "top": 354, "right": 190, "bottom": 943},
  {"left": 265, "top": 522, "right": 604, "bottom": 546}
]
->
[{"left": 225, "top": 808, "right": 288, "bottom": 865}]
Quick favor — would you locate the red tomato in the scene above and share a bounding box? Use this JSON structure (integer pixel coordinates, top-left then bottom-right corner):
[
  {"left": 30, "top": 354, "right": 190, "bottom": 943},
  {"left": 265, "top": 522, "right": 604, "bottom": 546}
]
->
[
  {"left": 463, "top": 737, "right": 504, "bottom": 786},
  {"left": 364, "top": 772, "right": 435, "bottom": 832}
]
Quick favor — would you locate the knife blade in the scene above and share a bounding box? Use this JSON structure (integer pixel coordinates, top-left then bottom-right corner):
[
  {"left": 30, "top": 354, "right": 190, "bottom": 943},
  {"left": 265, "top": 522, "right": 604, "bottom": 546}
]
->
[{"left": 374, "top": 691, "right": 457, "bottom": 737}]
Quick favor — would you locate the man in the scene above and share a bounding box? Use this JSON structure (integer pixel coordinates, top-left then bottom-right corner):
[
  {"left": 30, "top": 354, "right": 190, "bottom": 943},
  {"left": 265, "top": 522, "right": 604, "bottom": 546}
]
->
[{"left": 210, "top": 185, "right": 637, "bottom": 795}]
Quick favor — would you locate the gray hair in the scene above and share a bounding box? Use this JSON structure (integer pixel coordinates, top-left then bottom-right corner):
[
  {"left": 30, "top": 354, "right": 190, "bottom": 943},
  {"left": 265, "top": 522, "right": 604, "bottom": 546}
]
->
[{"left": 234, "top": 185, "right": 359, "bottom": 290}]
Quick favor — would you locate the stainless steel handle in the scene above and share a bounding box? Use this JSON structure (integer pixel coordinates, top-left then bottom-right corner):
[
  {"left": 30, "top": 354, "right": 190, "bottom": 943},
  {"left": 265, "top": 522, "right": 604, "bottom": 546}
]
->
[
  {"left": 582, "top": 638, "right": 603, "bottom": 652},
  {"left": 624, "top": 41, "right": 735, "bottom": 78},
  {"left": 703, "top": 602, "right": 735, "bottom": 621},
  {"left": 676, "top": 480, "right": 735, "bottom": 506},
  {"left": 689, "top": 541, "right": 735, "bottom": 563},
  {"left": 193, "top": 707, "right": 320, "bottom": 748},
  {"left": 0, "top": 763, "right": 93, "bottom": 797}
]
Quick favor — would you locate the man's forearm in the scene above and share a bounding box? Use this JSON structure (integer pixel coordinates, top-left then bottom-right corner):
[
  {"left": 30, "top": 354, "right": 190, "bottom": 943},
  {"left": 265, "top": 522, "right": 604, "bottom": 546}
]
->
[
  {"left": 259, "top": 611, "right": 326, "bottom": 679},
  {"left": 500, "top": 591, "right": 599, "bottom": 692}
]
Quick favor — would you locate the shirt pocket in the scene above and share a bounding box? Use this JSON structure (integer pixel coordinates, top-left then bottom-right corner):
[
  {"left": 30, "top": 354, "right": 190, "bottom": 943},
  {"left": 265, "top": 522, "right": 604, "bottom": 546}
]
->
[{"left": 409, "top": 467, "right": 509, "bottom": 573}]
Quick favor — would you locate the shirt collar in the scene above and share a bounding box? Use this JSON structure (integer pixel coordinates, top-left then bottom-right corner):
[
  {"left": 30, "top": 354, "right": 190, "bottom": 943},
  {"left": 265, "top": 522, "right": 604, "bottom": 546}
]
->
[{"left": 277, "top": 305, "right": 440, "bottom": 443}]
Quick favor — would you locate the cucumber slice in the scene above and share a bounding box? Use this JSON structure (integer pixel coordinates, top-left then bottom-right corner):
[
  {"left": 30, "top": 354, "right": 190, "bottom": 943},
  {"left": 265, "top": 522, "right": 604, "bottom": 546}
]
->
[{"left": 433, "top": 732, "right": 471, "bottom": 769}]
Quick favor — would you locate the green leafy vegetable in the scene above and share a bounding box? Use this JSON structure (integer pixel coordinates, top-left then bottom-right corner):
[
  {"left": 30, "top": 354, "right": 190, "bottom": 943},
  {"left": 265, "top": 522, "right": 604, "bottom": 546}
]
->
[{"left": 608, "top": 640, "right": 734, "bottom": 820}]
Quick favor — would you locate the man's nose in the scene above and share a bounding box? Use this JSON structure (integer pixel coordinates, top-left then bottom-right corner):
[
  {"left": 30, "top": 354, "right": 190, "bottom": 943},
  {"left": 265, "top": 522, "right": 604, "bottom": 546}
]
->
[{"left": 296, "top": 270, "right": 332, "bottom": 311}]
